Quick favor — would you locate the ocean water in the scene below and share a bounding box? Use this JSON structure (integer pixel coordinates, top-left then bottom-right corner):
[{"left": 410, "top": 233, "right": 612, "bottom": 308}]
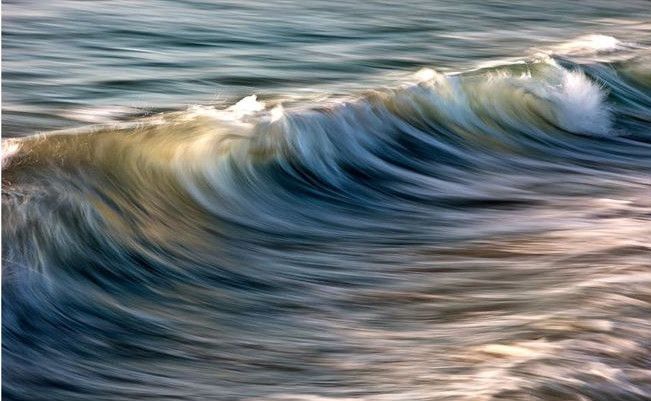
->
[{"left": 3, "top": 1, "right": 651, "bottom": 400}]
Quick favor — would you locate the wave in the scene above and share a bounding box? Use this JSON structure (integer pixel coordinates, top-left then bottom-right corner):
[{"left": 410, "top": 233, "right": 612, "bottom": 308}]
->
[
  {"left": 4, "top": 43, "right": 651, "bottom": 175},
  {"left": 4, "top": 40, "right": 651, "bottom": 286},
  {"left": 3, "top": 36, "right": 651, "bottom": 401}
]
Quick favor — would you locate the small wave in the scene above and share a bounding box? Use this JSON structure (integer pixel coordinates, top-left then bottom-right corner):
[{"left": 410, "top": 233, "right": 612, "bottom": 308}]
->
[
  {"left": 552, "top": 34, "right": 623, "bottom": 55},
  {"left": 58, "top": 105, "right": 143, "bottom": 124}
]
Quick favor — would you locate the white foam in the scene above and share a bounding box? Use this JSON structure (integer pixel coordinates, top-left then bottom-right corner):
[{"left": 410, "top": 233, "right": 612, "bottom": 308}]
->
[
  {"left": 552, "top": 34, "right": 622, "bottom": 56},
  {"left": 551, "top": 70, "right": 612, "bottom": 135},
  {"left": 2, "top": 140, "right": 22, "bottom": 169},
  {"left": 59, "top": 106, "right": 136, "bottom": 124},
  {"left": 414, "top": 67, "right": 437, "bottom": 82},
  {"left": 185, "top": 95, "right": 266, "bottom": 123},
  {"left": 270, "top": 104, "right": 285, "bottom": 122},
  {"left": 228, "top": 95, "right": 265, "bottom": 118}
]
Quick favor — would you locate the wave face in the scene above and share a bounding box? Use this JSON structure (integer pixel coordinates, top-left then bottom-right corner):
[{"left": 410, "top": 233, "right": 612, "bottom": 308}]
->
[{"left": 3, "top": 42, "right": 651, "bottom": 400}]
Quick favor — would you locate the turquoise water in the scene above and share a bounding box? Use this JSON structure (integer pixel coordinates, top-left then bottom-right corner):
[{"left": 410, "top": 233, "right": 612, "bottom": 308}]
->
[{"left": 3, "top": 2, "right": 651, "bottom": 401}]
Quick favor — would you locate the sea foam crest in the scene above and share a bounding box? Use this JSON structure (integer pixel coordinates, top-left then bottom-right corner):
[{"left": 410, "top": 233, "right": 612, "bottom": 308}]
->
[
  {"left": 550, "top": 69, "right": 612, "bottom": 135},
  {"left": 413, "top": 63, "right": 612, "bottom": 136},
  {"left": 185, "top": 95, "right": 266, "bottom": 123},
  {"left": 1, "top": 140, "right": 21, "bottom": 169},
  {"left": 551, "top": 34, "right": 622, "bottom": 56}
]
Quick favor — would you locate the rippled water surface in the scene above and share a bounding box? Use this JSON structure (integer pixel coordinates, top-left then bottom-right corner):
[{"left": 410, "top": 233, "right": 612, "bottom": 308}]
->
[{"left": 3, "top": 1, "right": 651, "bottom": 400}]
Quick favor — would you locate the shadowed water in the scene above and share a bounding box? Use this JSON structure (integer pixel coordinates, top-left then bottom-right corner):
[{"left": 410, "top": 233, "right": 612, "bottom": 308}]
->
[{"left": 3, "top": 1, "right": 651, "bottom": 401}]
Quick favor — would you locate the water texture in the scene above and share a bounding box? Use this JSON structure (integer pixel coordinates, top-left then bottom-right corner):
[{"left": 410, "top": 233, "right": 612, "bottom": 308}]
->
[{"left": 2, "top": 1, "right": 651, "bottom": 400}]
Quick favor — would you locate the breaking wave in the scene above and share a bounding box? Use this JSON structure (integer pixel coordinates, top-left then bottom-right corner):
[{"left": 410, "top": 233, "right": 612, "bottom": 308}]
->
[{"left": 3, "top": 37, "right": 651, "bottom": 401}]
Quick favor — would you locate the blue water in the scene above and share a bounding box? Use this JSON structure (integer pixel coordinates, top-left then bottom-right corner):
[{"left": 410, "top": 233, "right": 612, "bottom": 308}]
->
[
  {"left": 3, "top": 2, "right": 651, "bottom": 400},
  {"left": 3, "top": 0, "right": 650, "bottom": 135}
]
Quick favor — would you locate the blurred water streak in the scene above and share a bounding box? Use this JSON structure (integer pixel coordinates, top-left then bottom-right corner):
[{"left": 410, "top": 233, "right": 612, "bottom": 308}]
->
[{"left": 3, "top": 1, "right": 651, "bottom": 400}]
